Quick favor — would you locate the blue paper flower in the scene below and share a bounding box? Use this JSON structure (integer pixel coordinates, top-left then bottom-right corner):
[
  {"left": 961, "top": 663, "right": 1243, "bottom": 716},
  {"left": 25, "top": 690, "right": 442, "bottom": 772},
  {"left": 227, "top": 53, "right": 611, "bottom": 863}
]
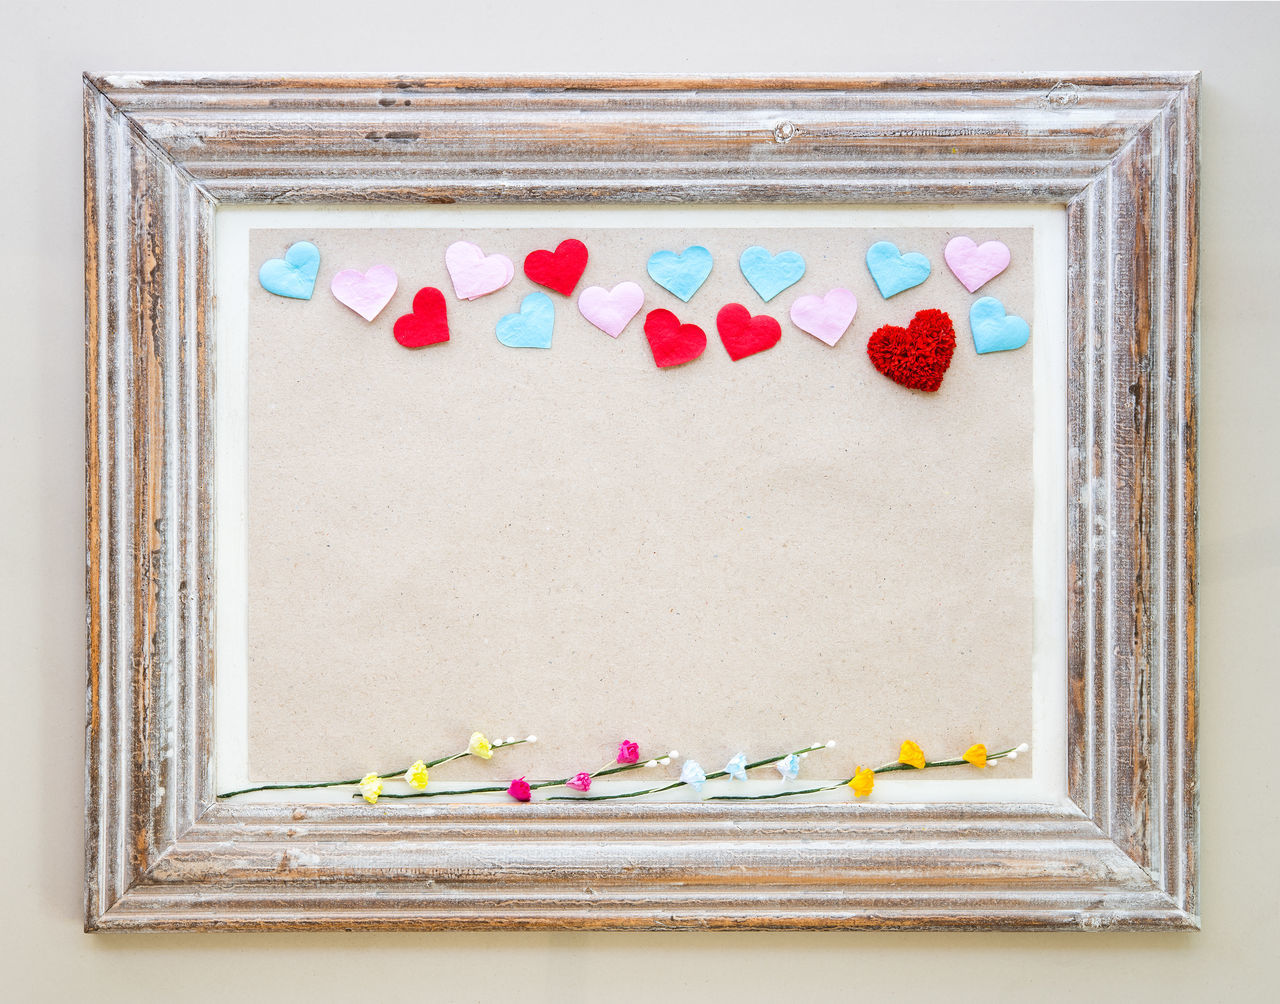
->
[
  {"left": 680, "top": 759, "right": 707, "bottom": 792},
  {"left": 776, "top": 754, "right": 801, "bottom": 782},
  {"left": 725, "top": 753, "right": 749, "bottom": 781}
]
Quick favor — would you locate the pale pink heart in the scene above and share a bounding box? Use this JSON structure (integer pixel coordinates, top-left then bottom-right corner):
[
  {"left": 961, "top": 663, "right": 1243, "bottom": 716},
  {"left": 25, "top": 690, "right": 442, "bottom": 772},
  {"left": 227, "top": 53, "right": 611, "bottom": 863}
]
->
[
  {"left": 330, "top": 265, "right": 398, "bottom": 321},
  {"left": 944, "top": 236, "right": 1011, "bottom": 293},
  {"left": 577, "top": 281, "right": 645, "bottom": 337},
  {"left": 445, "top": 240, "right": 515, "bottom": 300},
  {"left": 789, "top": 287, "right": 858, "bottom": 346}
]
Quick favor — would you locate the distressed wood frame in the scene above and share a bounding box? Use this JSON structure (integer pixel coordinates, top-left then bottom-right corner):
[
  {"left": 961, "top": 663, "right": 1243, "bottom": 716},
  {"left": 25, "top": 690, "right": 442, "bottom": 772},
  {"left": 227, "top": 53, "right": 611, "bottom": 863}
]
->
[{"left": 84, "top": 73, "right": 1199, "bottom": 931}]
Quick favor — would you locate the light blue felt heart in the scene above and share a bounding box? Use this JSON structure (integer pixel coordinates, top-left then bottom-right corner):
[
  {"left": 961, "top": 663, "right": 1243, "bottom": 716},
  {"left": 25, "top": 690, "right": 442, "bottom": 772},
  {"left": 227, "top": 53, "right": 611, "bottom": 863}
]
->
[
  {"left": 738, "top": 246, "right": 806, "bottom": 302},
  {"left": 865, "top": 241, "right": 931, "bottom": 298},
  {"left": 647, "top": 246, "right": 714, "bottom": 302},
  {"left": 258, "top": 241, "right": 321, "bottom": 300},
  {"left": 496, "top": 291, "right": 555, "bottom": 348},
  {"left": 969, "top": 296, "right": 1031, "bottom": 354}
]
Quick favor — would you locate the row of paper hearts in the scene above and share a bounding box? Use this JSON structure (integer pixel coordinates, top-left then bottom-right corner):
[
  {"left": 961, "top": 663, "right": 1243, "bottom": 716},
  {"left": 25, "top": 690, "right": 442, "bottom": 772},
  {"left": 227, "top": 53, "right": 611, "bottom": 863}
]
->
[{"left": 258, "top": 236, "right": 1030, "bottom": 358}]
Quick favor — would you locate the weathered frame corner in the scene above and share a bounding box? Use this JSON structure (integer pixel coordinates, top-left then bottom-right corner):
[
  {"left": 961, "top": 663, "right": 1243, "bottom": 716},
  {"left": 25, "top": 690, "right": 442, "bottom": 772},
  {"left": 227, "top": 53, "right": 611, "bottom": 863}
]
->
[{"left": 84, "top": 72, "right": 1199, "bottom": 932}]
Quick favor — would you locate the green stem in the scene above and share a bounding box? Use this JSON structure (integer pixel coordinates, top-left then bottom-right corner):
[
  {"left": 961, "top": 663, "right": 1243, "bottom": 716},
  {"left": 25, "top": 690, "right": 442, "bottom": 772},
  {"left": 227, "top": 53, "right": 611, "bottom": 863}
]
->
[
  {"left": 218, "top": 738, "right": 532, "bottom": 799},
  {"left": 701, "top": 746, "right": 1022, "bottom": 801},
  {"left": 707, "top": 781, "right": 849, "bottom": 801},
  {"left": 366, "top": 752, "right": 661, "bottom": 800},
  {"left": 546, "top": 744, "right": 828, "bottom": 802},
  {"left": 374, "top": 784, "right": 511, "bottom": 799},
  {"left": 872, "top": 745, "right": 1018, "bottom": 775}
]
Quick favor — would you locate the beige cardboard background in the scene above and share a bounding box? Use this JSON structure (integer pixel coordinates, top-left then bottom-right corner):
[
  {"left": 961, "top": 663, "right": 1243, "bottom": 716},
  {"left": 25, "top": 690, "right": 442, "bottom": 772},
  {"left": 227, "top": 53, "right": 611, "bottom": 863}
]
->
[{"left": 245, "top": 224, "right": 1035, "bottom": 783}]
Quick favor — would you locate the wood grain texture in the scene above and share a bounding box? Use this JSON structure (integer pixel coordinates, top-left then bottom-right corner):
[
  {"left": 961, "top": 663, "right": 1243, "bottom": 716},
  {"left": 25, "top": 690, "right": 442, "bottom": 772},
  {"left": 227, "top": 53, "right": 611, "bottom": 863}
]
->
[{"left": 83, "top": 73, "right": 1199, "bottom": 932}]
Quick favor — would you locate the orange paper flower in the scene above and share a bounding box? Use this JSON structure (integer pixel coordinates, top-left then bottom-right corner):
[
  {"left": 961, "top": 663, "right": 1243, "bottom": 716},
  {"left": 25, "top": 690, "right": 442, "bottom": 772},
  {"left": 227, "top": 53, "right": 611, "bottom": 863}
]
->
[
  {"left": 963, "top": 743, "right": 988, "bottom": 768},
  {"left": 898, "top": 740, "right": 926, "bottom": 769},
  {"left": 848, "top": 767, "right": 875, "bottom": 798}
]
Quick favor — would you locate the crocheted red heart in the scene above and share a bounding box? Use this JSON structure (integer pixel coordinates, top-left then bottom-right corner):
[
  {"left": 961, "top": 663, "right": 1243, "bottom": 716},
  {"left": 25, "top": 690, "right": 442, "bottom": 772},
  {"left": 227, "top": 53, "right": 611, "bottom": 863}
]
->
[
  {"left": 523, "top": 238, "right": 589, "bottom": 295},
  {"left": 643, "top": 308, "right": 707, "bottom": 368},
  {"left": 392, "top": 287, "right": 449, "bottom": 348},
  {"left": 866, "top": 308, "right": 956, "bottom": 392},
  {"left": 716, "top": 303, "right": 782, "bottom": 361}
]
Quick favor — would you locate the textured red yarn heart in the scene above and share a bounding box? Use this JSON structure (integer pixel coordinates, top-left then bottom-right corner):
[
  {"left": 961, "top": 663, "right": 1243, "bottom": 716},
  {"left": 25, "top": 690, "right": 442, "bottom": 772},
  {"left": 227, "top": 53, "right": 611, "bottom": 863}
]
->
[
  {"left": 716, "top": 303, "right": 782, "bottom": 361},
  {"left": 866, "top": 308, "right": 956, "bottom": 392},
  {"left": 643, "top": 308, "right": 707, "bottom": 368},
  {"left": 523, "top": 238, "right": 589, "bottom": 295},
  {"left": 392, "top": 287, "right": 450, "bottom": 348}
]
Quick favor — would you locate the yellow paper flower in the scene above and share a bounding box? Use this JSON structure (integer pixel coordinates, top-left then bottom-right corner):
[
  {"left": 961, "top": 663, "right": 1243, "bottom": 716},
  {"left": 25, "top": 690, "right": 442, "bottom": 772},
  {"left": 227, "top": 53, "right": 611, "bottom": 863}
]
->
[
  {"left": 358, "top": 772, "right": 383, "bottom": 804},
  {"left": 404, "top": 760, "right": 430, "bottom": 790},
  {"left": 848, "top": 767, "right": 875, "bottom": 798},
  {"left": 468, "top": 731, "right": 494, "bottom": 760},
  {"left": 899, "top": 739, "right": 926, "bottom": 769},
  {"left": 963, "top": 743, "right": 988, "bottom": 768}
]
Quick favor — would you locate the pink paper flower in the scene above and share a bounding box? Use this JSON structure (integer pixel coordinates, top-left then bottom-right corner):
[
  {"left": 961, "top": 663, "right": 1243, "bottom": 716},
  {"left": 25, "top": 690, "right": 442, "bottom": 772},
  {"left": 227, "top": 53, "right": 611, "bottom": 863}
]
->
[
  {"left": 508, "top": 777, "right": 532, "bottom": 802},
  {"left": 566, "top": 772, "right": 593, "bottom": 792},
  {"left": 617, "top": 739, "right": 640, "bottom": 764}
]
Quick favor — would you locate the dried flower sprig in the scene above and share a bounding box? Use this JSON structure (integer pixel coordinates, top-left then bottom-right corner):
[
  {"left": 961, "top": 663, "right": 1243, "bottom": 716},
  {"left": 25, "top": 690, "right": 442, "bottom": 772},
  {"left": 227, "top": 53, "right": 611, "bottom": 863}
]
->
[
  {"left": 369, "top": 745, "right": 678, "bottom": 801},
  {"left": 217, "top": 732, "right": 534, "bottom": 800},
  {"left": 705, "top": 741, "right": 1030, "bottom": 801},
  {"left": 222, "top": 735, "right": 1028, "bottom": 806},
  {"left": 545, "top": 742, "right": 836, "bottom": 801}
]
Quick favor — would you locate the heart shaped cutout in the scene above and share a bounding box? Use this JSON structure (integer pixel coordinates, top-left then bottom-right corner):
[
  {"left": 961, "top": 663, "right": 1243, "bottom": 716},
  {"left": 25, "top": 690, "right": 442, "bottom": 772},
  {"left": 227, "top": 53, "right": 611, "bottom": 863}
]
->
[
  {"left": 647, "top": 246, "right": 714, "bottom": 302},
  {"left": 944, "top": 236, "right": 1011, "bottom": 293},
  {"left": 578, "top": 281, "right": 644, "bottom": 337},
  {"left": 524, "top": 238, "right": 589, "bottom": 296},
  {"left": 445, "top": 240, "right": 514, "bottom": 300},
  {"left": 496, "top": 292, "right": 555, "bottom": 349},
  {"left": 258, "top": 241, "right": 320, "bottom": 300},
  {"left": 865, "top": 241, "right": 931, "bottom": 298},
  {"left": 866, "top": 308, "right": 956, "bottom": 392},
  {"left": 738, "top": 246, "right": 806, "bottom": 302},
  {"left": 789, "top": 288, "right": 857, "bottom": 346},
  {"left": 969, "top": 296, "right": 1030, "bottom": 353},
  {"left": 643, "top": 308, "right": 706, "bottom": 368},
  {"left": 330, "top": 265, "right": 398, "bottom": 321},
  {"left": 716, "top": 303, "right": 782, "bottom": 361},
  {"left": 393, "top": 287, "right": 450, "bottom": 348}
]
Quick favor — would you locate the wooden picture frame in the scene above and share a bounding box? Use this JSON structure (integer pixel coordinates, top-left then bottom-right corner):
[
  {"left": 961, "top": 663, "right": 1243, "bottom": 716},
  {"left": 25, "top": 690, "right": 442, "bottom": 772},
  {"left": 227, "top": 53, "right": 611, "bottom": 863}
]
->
[{"left": 84, "top": 73, "right": 1199, "bottom": 931}]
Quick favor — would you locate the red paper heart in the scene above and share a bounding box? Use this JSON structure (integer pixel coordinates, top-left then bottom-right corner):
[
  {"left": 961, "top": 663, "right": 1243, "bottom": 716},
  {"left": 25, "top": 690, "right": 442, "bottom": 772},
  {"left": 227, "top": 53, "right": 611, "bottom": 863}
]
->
[
  {"left": 523, "top": 238, "right": 589, "bottom": 296},
  {"left": 866, "top": 308, "right": 956, "bottom": 392},
  {"left": 716, "top": 303, "right": 782, "bottom": 361},
  {"left": 643, "top": 308, "right": 707, "bottom": 368},
  {"left": 393, "top": 287, "right": 450, "bottom": 348}
]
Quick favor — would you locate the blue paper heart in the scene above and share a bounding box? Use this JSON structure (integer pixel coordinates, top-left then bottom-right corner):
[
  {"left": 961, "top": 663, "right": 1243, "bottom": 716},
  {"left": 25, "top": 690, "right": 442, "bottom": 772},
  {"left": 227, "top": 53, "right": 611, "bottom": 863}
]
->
[
  {"left": 969, "top": 296, "right": 1031, "bottom": 354},
  {"left": 647, "top": 246, "right": 714, "bottom": 302},
  {"left": 739, "top": 246, "right": 806, "bottom": 302},
  {"left": 258, "top": 241, "right": 321, "bottom": 300},
  {"left": 496, "top": 291, "right": 555, "bottom": 348},
  {"left": 865, "top": 241, "right": 931, "bottom": 298}
]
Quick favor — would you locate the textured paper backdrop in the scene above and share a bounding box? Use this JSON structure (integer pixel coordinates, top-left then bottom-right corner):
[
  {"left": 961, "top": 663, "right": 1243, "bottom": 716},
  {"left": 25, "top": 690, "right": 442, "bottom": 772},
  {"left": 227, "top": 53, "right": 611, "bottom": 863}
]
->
[{"left": 244, "top": 224, "right": 1035, "bottom": 783}]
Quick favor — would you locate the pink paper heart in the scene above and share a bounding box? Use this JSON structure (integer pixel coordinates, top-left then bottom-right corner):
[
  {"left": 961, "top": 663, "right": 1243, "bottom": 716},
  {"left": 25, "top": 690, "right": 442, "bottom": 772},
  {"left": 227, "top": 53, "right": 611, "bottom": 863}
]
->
[
  {"left": 445, "top": 240, "right": 515, "bottom": 300},
  {"left": 577, "top": 281, "right": 644, "bottom": 337},
  {"left": 330, "top": 265, "right": 398, "bottom": 321},
  {"left": 789, "top": 287, "right": 857, "bottom": 346},
  {"left": 944, "top": 236, "right": 1011, "bottom": 293}
]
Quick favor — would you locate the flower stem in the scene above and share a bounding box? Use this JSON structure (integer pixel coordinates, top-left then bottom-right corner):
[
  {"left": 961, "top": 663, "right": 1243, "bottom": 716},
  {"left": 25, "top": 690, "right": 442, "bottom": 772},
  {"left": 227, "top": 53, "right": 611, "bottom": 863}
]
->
[
  {"left": 217, "top": 737, "right": 532, "bottom": 799},
  {"left": 374, "top": 784, "right": 511, "bottom": 799},
  {"left": 368, "top": 751, "right": 662, "bottom": 800},
  {"left": 706, "top": 782, "right": 849, "bottom": 801},
  {"left": 703, "top": 745, "right": 1023, "bottom": 801},
  {"left": 545, "top": 744, "right": 829, "bottom": 801}
]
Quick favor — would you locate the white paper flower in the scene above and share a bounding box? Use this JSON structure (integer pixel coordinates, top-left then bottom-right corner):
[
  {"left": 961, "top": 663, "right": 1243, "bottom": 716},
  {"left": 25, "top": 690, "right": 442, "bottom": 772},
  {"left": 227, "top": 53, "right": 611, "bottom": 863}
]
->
[
  {"left": 776, "top": 754, "right": 801, "bottom": 782},
  {"left": 680, "top": 759, "right": 707, "bottom": 792},
  {"left": 725, "top": 753, "right": 749, "bottom": 781}
]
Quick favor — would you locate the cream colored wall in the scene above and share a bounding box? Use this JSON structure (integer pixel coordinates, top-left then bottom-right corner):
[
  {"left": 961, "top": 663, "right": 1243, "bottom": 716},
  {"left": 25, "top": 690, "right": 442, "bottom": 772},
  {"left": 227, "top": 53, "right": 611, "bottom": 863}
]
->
[{"left": 2, "top": 2, "right": 1275, "bottom": 1000}]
